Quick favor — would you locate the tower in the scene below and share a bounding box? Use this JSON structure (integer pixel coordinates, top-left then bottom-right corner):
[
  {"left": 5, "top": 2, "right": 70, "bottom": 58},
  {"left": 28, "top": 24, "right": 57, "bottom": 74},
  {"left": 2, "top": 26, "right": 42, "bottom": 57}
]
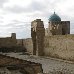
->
[
  {"left": 11, "top": 33, "right": 16, "bottom": 39},
  {"left": 11, "top": 33, "right": 17, "bottom": 45},
  {"left": 31, "top": 19, "right": 45, "bottom": 56}
]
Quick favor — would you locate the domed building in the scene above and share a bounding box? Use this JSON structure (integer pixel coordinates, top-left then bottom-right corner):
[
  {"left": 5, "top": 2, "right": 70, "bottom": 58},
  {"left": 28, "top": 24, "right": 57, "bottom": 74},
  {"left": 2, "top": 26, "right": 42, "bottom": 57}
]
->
[
  {"left": 46, "top": 12, "right": 70, "bottom": 36},
  {"left": 49, "top": 12, "right": 61, "bottom": 22}
]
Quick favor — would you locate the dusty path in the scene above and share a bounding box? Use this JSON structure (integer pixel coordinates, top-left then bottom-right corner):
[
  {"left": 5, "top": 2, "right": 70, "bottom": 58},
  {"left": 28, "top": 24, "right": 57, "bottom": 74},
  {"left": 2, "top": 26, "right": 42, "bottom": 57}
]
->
[{"left": 2, "top": 53, "right": 74, "bottom": 73}]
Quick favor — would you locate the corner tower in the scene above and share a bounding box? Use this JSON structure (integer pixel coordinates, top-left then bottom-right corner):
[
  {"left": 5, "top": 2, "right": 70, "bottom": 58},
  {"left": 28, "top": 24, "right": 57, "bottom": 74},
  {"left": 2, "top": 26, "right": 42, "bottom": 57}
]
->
[{"left": 48, "top": 12, "right": 70, "bottom": 35}]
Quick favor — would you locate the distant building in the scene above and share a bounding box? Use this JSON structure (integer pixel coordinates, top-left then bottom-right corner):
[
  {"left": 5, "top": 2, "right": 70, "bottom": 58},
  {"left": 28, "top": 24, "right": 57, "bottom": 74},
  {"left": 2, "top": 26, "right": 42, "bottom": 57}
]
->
[{"left": 46, "top": 12, "right": 70, "bottom": 36}]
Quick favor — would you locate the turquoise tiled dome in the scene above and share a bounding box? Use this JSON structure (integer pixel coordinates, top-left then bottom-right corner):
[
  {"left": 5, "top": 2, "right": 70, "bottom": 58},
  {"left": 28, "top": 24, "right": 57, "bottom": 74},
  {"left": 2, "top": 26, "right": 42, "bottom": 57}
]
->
[{"left": 49, "top": 12, "right": 61, "bottom": 21}]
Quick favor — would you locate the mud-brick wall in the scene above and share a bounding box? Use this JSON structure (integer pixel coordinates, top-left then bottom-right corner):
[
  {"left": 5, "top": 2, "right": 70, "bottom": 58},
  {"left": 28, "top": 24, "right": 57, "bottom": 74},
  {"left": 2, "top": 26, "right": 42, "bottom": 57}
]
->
[
  {"left": 17, "top": 38, "right": 33, "bottom": 54},
  {"left": 0, "top": 37, "right": 17, "bottom": 48},
  {"left": 23, "top": 38, "right": 33, "bottom": 54},
  {"left": 44, "top": 34, "right": 74, "bottom": 61}
]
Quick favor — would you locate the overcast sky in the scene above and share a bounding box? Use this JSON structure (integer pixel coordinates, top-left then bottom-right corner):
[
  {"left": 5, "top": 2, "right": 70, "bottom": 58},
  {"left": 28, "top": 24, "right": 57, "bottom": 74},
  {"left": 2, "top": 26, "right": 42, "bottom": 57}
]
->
[{"left": 0, "top": 0, "right": 74, "bottom": 39}]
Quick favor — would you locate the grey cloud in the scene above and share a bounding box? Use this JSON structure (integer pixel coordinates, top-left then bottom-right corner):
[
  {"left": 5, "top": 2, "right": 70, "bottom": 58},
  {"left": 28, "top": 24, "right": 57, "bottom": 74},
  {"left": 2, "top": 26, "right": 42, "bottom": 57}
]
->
[
  {"left": 3, "top": 0, "right": 62, "bottom": 21},
  {"left": 0, "top": 0, "right": 8, "bottom": 8},
  {"left": 4, "top": 0, "right": 46, "bottom": 13},
  {"left": 0, "top": 23, "right": 31, "bottom": 39},
  {"left": 30, "top": 1, "right": 46, "bottom": 11},
  {"left": 5, "top": 5, "right": 28, "bottom": 13},
  {"left": 6, "top": 24, "right": 31, "bottom": 39},
  {"left": 0, "top": 20, "right": 31, "bottom": 30}
]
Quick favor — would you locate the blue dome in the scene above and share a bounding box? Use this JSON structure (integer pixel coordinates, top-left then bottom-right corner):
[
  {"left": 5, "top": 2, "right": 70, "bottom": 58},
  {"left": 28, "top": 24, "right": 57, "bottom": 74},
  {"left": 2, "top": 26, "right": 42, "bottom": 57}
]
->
[{"left": 49, "top": 12, "right": 61, "bottom": 22}]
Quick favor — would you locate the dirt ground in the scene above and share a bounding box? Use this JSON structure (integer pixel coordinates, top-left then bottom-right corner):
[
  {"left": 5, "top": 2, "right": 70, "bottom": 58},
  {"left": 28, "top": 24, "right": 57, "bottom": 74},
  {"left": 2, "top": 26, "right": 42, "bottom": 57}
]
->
[{"left": 2, "top": 52, "right": 74, "bottom": 74}]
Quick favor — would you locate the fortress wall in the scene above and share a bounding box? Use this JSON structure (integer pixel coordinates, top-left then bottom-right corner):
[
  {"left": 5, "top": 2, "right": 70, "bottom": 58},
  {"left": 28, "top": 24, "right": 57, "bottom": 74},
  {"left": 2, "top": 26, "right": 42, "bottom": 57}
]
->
[
  {"left": 17, "top": 38, "right": 33, "bottom": 54},
  {"left": 17, "top": 34, "right": 74, "bottom": 61},
  {"left": 0, "top": 37, "right": 17, "bottom": 48},
  {"left": 44, "top": 34, "right": 74, "bottom": 61},
  {"left": 23, "top": 38, "right": 33, "bottom": 54},
  {"left": 17, "top": 39, "right": 23, "bottom": 46}
]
